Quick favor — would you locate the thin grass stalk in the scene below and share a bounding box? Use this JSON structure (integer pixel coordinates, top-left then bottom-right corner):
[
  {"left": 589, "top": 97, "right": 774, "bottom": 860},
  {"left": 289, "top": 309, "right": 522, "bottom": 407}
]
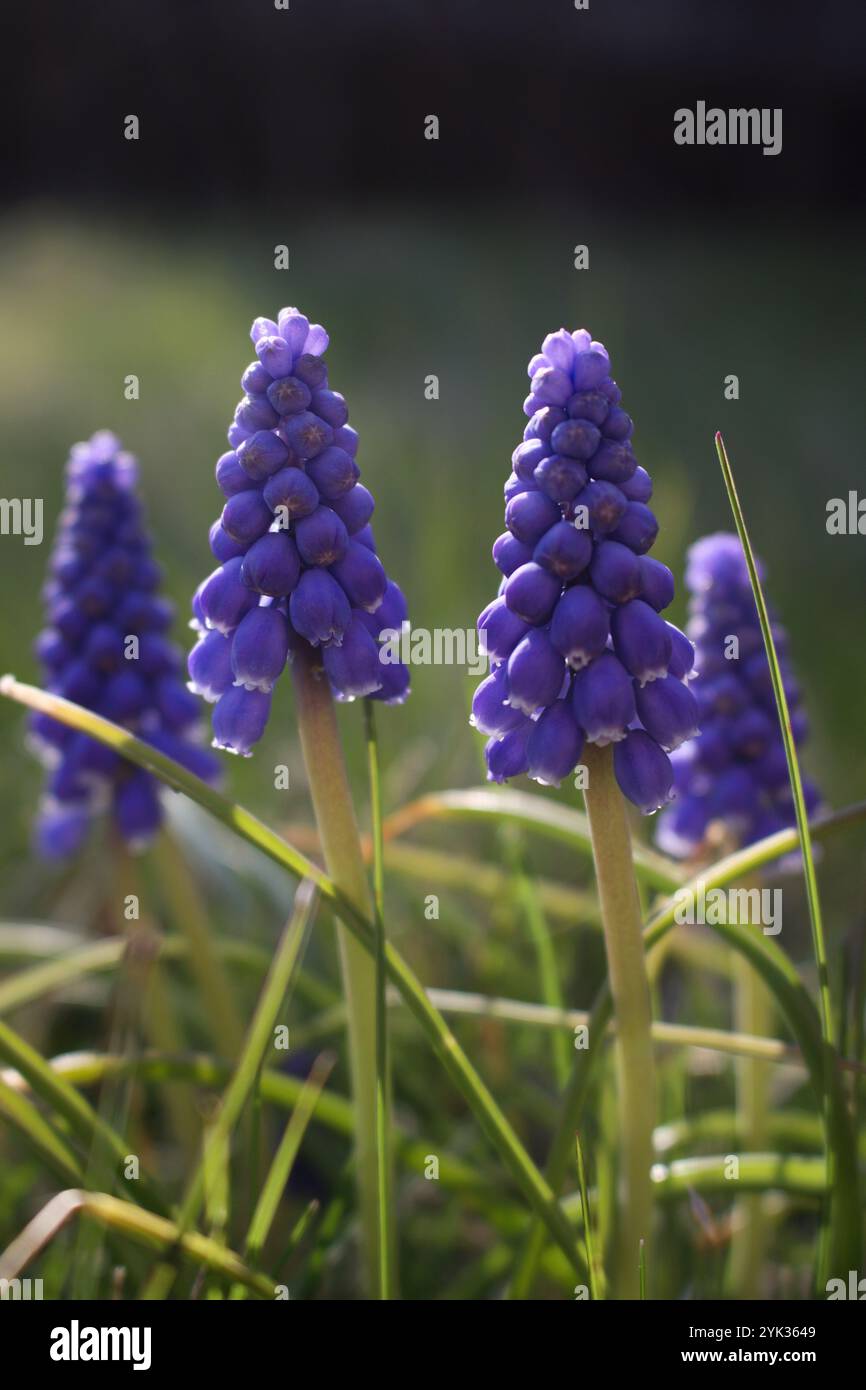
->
[
  {"left": 715, "top": 430, "right": 858, "bottom": 1282},
  {"left": 363, "top": 699, "right": 395, "bottom": 1299}
]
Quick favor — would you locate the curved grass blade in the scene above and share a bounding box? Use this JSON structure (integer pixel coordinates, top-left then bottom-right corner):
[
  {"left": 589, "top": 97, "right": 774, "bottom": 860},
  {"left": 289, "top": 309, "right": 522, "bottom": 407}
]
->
[
  {"left": 384, "top": 787, "right": 680, "bottom": 892},
  {"left": 4, "top": 936, "right": 845, "bottom": 1071},
  {"left": 0, "top": 1017, "right": 167, "bottom": 1214},
  {"left": 0, "top": 1074, "right": 83, "bottom": 1184},
  {"left": 0, "top": 1189, "right": 275, "bottom": 1298},
  {"left": 715, "top": 430, "right": 858, "bottom": 1282},
  {"left": 511, "top": 842, "right": 864, "bottom": 1295},
  {"left": 144, "top": 881, "right": 318, "bottom": 1299},
  {"left": 0, "top": 677, "right": 583, "bottom": 1275}
]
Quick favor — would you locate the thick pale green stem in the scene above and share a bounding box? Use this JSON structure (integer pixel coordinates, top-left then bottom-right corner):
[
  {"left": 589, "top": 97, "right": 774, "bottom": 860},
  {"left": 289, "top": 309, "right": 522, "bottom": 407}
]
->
[
  {"left": 582, "top": 745, "right": 656, "bottom": 1298},
  {"left": 291, "top": 644, "right": 379, "bottom": 1295}
]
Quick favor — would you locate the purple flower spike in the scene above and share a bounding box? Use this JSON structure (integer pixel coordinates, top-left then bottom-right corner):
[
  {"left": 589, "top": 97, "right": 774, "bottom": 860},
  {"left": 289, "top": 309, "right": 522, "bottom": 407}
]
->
[
  {"left": 295, "top": 507, "right": 350, "bottom": 567},
  {"left": 533, "top": 454, "right": 588, "bottom": 503},
  {"left": 212, "top": 684, "right": 272, "bottom": 756},
  {"left": 634, "top": 675, "right": 700, "bottom": 751},
  {"left": 113, "top": 771, "right": 163, "bottom": 848},
  {"left": 306, "top": 446, "right": 360, "bottom": 500},
  {"left": 221, "top": 490, "right": 275, "bottom": 546},
  {"left": 589, "top": 540, "right": 642, "bottom": 603},
  {"left": 192, "top": 309, "right": 409, "bottom": 735},
  {"left": 472, "top": 327, "right": 687, "bottom": 807},
  {"left": 262, "top": 467, "right": 320, "bottom": 520},
  {"left": 574, "top": 480, "right": 628, "bottom": 536},
  {"left": 493, "top": 531, "right": 533, "bottom": 576},
  {"left": 620, "top": 465, "right": 653, "bottom": 503},
  {"left": 610, "top": 599, "right": 672, "bottom": 684},
  {"left": 612, "top": 729, "right": 674, "bottom": 814},
  {"left": 188, "top": 629, "right": 234, "bottom": 703},
  {"left": 266, "top": 376, "right": 312, "bottom": 417},
  {"left": 330, "top": 483, "right": 375, "bottom": 535},
  {"left": 30, "top": 433, "right": 220, "bottom": 857},
  {"left": 231, "top": 606, "right": 290, "bottom": 694},
  {"left": 527, "top": 700, "right": 585, "bottom": 787},
  {"left": 638, "top": 555, "right": 675, "bottom": 612},
  {"left": 477, "top": 596, "right": 531, "bottom": 663},
  {"left": 210, "top": 521, "right": 246, "bottom": 563},
  {"left": 240, "top": 531, "right": 302, "bottom": 597},
  {"left": 656, "top": 531, "right": 819, "bottom": 856},
  {"left": 550, "top": 418, "right": 601, "bottom": 461},
  {"left": 505, "top": 490, "right": 561, "bottom": 544},
  {"left": 289, "top": 568, "right": 352, "bottom": 648},
  {"left": 471, "top": 663, "right": 527, "bottom": 737},
  {"left": 280, "top": 411, "right": 334, "bottom": 461},
  {"left": 322, "top": 615, "right": 383, "bottom": 700},
  {"left": 504, "top": 561, "right": 562, "bottom": 623},
  {"left": 236, "top": 429, "right": 289, "bottom": 482},
  {"left": 506, "top": 629, "right": 566, "bottom": 716},
  {"left": 666, "top": 622, "right": 695, "bottom": 679},
  {"left": 329, "top": 541, "right": 387, "bottom": 613},
  {"left": 571, "top": 651, "right": 636, "bottom": 745},
  {"left": 199, "top": 558, "right": 259, "bottom": 635},
  {"left": 549, "top": 585, "right": 610, "bottom": 668},
  {"left": 533, "top": 521, "right": 593, "bottom": 580},
  {"left": 609, "top": 501, "right": 659, "bottom": 555},
  {"left": 485, "top": 722, "right": 532, "bottom": 783},
  {"left": 216, "top": 450, "right": 256, "bottom": 497}
]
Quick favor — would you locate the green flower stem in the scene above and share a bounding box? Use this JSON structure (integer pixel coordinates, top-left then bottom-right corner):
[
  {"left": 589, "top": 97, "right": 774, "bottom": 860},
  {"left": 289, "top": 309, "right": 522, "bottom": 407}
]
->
[
  {"left": 581, "top": 744, "right": 656, "bottom": 1299},
  {"left": 291, "top": 645, "right": 382, "bottom": 1296}
]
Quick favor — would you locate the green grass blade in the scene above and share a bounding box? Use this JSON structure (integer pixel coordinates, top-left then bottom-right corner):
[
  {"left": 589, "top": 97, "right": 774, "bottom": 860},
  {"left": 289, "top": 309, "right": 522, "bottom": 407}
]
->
[
  {"left": 575, "top": 1134, "right": 600, "bottom": 1299},
  {"left": 385, "top": 786, "right": 680, "bottom": 891},
  {"left": 715, "top": 433, "right": 833, "bottom": 1042},
  {"left": 0, "top": 677, "right": 584, "bottom": 1275},
  {"left": 0, "top": 1189, "right": 275, "bottom": 1298},
  {"left": 244, "top": 1051, "right": 336, "bottom": 1264},
  {"left": 0, "top": 1017, "right": 166, "bottom": 1214},
  {"left": 144, "top": 881, "right": 318, "bottom": 1298},
  {"left": 0, "top": 1074, "right": 83, "bottom": 1184},
  {"left": 363, "top": 700, "right": 395, "bottom": 1300},
  {"left": 504, "top": 832, "right": 570, "bottom": 1089},
  {"left": 715, "top": 430, "right": 859, "bottom": 1282}
]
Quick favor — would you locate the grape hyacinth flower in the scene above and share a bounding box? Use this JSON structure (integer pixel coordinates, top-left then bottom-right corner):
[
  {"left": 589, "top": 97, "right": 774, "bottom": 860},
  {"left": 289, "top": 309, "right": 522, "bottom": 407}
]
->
[
  {"left": 30, "top": 431, "right": 220, "bottom": 857},
  {"left": 656, "top": 532, "right": 820, "bottom": 858},
  {"left": 190, "top": 308, "right": 410, "bottom": 755},
  {"left": 472, "top": 327, "right": 698, "bottom": 812}
]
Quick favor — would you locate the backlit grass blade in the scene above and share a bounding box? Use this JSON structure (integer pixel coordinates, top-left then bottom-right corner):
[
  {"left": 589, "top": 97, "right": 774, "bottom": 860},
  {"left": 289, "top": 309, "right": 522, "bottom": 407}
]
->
[
  {"left": 714, "top": 433, "right": 833, "bottom": 1043},
  {"left": 0, "top": 677, "right": 585, "bottom": 1275},
  {"left": 0, "top": 1016, "right": 166, "bottom": 1214},
  {"left": 383, "top": 786, "right": 680, "bottom": 892},
  {"left": 364, "top": 699, "right": 395, "bottom": 1300},
  {"left": 0, "top": 1190, "right": 275, "bottom": 1298},
  {"left": 0, "top": 1074, "right": 83, "bottom": 1184},
  {"left": 144, "top": 881, "right": 318, "bottom": 1298},
  {"left": 575, "top": 1134, "right": 600, "bottom": 1299},
  {"left": 244, "top": 1051, "right": 336, "bottom": 1264},
  {"left": 715, "top": 429, "right": 859, "bottom": 1282}
]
